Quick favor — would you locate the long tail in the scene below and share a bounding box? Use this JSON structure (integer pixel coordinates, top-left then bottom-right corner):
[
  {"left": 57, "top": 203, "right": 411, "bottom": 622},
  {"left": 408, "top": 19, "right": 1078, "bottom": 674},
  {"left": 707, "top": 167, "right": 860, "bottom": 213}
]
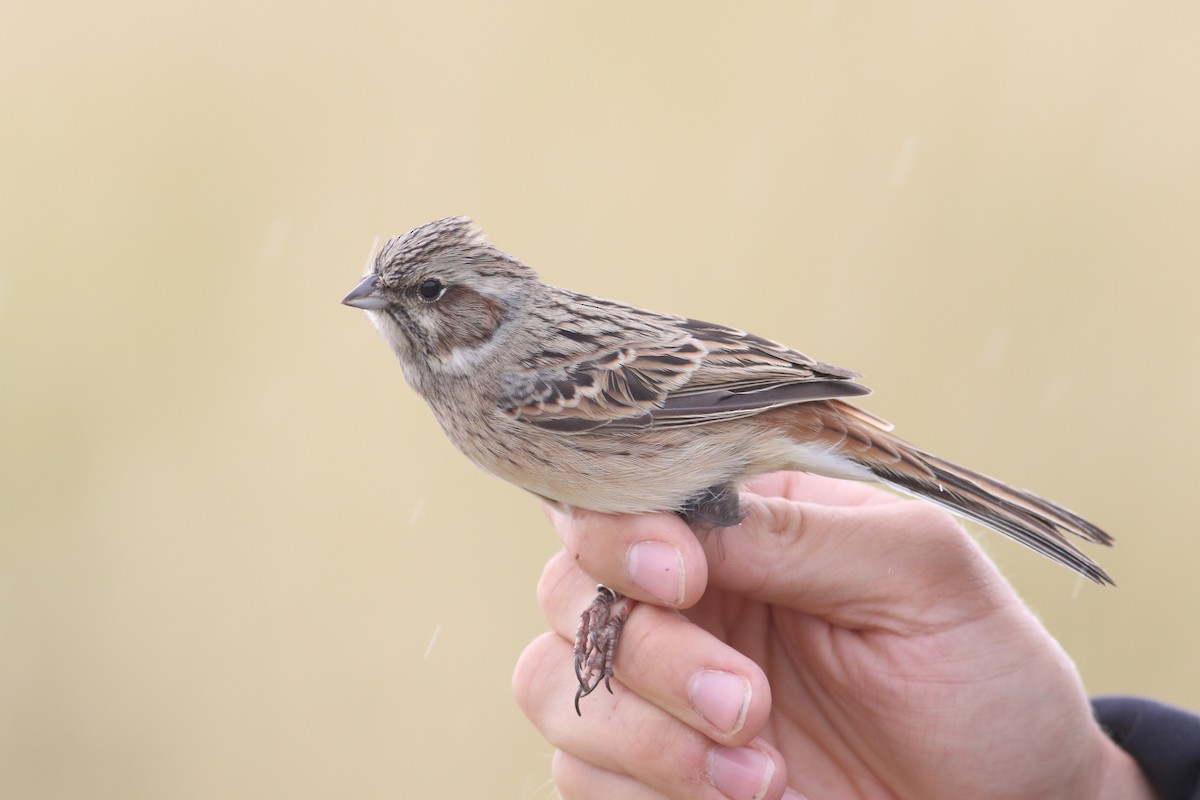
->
[{"left": 775, "top": 401, "right": 1115, "bottom": 584}]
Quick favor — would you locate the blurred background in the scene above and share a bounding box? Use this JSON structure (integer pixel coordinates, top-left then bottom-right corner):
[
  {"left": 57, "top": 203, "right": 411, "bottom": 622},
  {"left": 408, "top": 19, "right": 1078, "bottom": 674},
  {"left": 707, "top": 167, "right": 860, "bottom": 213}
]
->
[{"left": 2, "top": 2, "right": 1198, "bottom": 797}]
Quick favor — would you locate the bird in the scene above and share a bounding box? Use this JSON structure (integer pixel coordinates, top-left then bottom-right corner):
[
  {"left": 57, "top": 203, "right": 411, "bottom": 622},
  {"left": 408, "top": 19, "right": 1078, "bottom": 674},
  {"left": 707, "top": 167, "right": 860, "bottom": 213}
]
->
[{"left": 342, "top": 216, "right": 1113, "bottom": 708}]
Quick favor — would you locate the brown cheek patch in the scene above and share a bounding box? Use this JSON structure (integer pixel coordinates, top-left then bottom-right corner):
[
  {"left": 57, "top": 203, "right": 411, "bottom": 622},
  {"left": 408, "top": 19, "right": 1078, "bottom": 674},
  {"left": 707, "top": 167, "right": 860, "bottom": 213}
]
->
[{"left": 437, "top": 285, "right": 504, "bottom": 352}]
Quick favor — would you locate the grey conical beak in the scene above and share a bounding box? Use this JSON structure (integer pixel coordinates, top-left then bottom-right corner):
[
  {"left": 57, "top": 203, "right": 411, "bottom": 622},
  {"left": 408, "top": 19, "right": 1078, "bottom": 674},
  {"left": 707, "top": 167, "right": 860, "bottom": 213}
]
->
[{"left": 342, "top": 274, "right": 388, "bottom": 310}]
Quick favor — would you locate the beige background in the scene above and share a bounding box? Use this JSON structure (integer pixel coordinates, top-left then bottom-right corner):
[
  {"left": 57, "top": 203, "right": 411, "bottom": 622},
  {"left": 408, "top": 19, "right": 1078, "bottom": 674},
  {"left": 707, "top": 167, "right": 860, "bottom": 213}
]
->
[{"left": 3, "top": 2, "right": 1198, "bottom": 797}]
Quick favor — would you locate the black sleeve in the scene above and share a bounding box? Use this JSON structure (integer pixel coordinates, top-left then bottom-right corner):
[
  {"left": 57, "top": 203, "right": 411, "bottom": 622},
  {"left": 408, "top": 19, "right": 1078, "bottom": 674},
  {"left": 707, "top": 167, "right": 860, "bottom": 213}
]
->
[{"left": 1093, "top": 695, "right": 1200, "bottom": 800}]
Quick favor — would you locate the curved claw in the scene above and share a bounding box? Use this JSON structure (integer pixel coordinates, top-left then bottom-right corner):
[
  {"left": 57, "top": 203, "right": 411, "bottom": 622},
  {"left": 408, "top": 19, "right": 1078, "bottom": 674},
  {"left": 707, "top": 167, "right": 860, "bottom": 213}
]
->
[
  {"left": 571, "top": 585, "right": 633, "bottom": 715},
  {"left": 574, "top": 662, "right": 608, "bottom": 715}
]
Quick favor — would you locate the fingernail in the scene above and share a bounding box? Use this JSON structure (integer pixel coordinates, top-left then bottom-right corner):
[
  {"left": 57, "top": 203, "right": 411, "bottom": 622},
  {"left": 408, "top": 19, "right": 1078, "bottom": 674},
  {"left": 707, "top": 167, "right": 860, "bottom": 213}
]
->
[
  {"left": 627, "top": 540, "right": 684, "bottom": 605},
  {"left": 782, "top": 790, "right": 809, "bottom": 800},
  {"left": 708, "top": 746, "right": 775, "bottom": 800},
  {"left": 689, "top": 669, "right": 751, "bottom": 736}
]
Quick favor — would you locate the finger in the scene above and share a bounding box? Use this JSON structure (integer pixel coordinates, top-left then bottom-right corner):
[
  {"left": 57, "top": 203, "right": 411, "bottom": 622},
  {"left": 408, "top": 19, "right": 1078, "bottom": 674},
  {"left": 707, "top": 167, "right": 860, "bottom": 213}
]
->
[
  {"left": 556, "top": 754, "right": 813, "bottom": 800},
  {"left": 552, "top": 749, "right": 669, "bottom": 800},
  {"left": 544, "top": 504, "right": 709, "bottom": 609},
  {"left": 537, "top": 551, "right": 771, "bottom": 745},
  {"left": 703, "top": 491, "right": 1009, "bottom": 632},
  {"left": 743, "top": 471, "right": 902, "bottom": 507},
  {"left": 513, "top": 629, "right": 790, "bottom": 800},
  {"left": 540, "top": 475, "right": 903, "bottom": 608}
]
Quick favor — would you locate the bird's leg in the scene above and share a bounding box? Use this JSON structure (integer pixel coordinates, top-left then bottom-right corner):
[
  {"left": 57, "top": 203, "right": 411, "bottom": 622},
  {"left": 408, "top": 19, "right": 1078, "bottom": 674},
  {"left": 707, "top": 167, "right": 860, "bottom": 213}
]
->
[
  {"left": 680, "top": 481, "right": 744, "bottom": 528},
  {"left": 573, "top": 585, "right": 634, "bottom": 715},
  {"left": 571, "top": 485, "right": 742, "bottom": 713}
]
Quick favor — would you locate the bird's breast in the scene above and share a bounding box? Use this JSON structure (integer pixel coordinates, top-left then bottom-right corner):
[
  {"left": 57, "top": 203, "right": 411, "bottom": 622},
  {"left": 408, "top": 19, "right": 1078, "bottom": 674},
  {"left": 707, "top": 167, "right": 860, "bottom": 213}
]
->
[{"left": 426, "top": 408, "right": 866, "bottom": 516}]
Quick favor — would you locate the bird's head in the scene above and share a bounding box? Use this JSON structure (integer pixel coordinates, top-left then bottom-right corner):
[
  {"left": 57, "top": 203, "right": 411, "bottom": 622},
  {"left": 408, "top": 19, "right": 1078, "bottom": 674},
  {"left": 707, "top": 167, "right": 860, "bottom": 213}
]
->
[{"left": 342, "top": 217, "right": 539, "bottom": 390}]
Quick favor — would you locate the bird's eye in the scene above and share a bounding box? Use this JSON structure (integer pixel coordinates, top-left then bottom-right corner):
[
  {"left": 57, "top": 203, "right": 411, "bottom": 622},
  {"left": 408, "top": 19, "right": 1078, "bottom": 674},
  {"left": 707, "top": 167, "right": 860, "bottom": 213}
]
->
[{"left": 417, "top": 278, "right": 444, "bottom": 300}]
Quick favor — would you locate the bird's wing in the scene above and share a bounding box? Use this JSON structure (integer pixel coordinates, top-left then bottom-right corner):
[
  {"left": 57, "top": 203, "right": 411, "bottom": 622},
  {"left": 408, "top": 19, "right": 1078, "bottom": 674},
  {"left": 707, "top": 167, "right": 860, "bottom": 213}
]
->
[
  {"left": 499, "top": 312, "right": 875, "bottom": 433},
  {"left": 650, "top": 318, "right": 877, "bottom": 428}
]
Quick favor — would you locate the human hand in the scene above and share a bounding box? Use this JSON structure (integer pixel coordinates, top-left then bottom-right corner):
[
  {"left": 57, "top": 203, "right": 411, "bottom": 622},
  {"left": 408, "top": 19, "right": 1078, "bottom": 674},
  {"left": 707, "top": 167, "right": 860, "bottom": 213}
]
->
[{"left": 513, "top": 473, "right": 1153, "bottom": 799}]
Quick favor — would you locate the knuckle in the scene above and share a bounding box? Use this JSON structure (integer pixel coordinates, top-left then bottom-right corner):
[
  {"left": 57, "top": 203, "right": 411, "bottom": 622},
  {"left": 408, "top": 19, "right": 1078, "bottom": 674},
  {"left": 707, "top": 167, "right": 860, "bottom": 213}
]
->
[
  {"left": 535, "top": 551, "right": 574, "bottom": 613},
  {"left": 510, "top": 632, "right": 562, "bottom": 716},
  {"left": 759, "top": 495, "right": 807, "bottom": 542},
  {"left": 898, "top": 496, "right": 963, "bottom": 539},
  {"left": 550, "top": 749, "right": 586, "bottom": 797},
  {"left": 893, "top": 500, "right": 993, "bottom": 571},
  {"left": 550, "top": 751, "right": 652, "bottom": 800}
]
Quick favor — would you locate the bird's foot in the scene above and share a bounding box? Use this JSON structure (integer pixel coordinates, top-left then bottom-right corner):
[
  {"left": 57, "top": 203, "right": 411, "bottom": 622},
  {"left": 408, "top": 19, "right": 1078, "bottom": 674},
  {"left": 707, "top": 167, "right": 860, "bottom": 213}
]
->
[{"left": 572, "top": 585, "right": 634, "bottom": 715}]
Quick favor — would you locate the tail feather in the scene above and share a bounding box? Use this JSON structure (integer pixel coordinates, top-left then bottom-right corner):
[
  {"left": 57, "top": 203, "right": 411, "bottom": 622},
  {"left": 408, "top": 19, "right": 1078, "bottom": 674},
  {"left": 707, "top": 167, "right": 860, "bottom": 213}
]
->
[
  {"left": 775, "top": 401, "right": 1115, "bottom": 585},
  {"left": 918, "top": 451, "right": 1113, "bottom": 546},
  {"left": 872, "top": 454, "right": 1114, "bottom": 585}
]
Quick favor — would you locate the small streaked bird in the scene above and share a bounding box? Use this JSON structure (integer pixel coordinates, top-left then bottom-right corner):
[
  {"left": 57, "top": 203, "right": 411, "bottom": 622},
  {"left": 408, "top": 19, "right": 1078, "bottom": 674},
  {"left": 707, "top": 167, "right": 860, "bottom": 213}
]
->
[{"left": 343, "top": 216, "right": 1113, "bottom": 709}]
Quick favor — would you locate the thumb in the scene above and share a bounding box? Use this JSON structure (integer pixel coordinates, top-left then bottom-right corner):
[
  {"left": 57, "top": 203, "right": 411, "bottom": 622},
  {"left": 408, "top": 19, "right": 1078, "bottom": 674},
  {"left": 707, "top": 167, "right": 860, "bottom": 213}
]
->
[{"left": 703, "top": 487, "right": 1011, "bottom": 631}]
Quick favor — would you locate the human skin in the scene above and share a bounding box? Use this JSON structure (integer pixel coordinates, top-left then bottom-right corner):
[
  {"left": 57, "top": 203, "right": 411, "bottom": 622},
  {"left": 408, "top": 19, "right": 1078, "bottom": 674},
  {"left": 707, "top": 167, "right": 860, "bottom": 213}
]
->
[{"left": 512, "top": 473, "right": 1154, "bottom": 800}]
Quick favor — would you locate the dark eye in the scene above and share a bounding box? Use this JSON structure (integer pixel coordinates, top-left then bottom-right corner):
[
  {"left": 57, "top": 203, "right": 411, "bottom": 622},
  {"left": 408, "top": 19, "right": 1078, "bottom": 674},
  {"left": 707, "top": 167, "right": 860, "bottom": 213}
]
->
[{"left": 417, "top": 278, "right": 444, "bottom": 300}]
